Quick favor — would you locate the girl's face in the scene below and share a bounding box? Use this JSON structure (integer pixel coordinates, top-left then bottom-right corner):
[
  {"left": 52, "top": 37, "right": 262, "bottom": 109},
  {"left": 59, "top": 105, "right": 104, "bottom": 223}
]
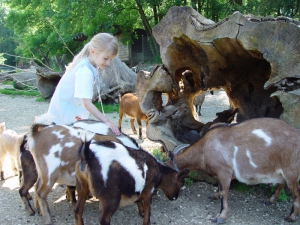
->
[{"left": 89, "top": 49, "right": 115, "bottom": 69}]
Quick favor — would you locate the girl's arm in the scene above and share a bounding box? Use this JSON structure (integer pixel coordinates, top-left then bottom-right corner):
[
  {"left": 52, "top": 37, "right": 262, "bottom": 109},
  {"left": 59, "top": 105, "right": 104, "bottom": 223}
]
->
[{"left": 82, "top": 98, "right": 120, "bottom": 135}]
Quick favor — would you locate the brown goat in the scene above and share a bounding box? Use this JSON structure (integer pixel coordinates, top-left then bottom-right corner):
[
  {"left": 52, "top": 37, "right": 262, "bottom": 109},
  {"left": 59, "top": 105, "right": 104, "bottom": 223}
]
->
[
  {"left": 118, "top": 93, "right": 149, "bottom": 139},
  {"left": 19, "top": 119, "right": 140, "bottom": 217},
  {"left": 167, "top": 118, "right": 300, "bottom": 223},
  {"left": 26, "top": 120, "right": 141, "bottom": 224},
  {"left": 74, "top": 131, "right": 189, "bottom": 225}
]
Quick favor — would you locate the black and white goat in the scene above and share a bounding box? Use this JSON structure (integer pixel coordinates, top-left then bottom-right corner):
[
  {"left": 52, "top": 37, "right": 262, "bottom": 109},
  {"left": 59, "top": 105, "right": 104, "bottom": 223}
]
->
[
  {"left": 26, "top": 121, "right": 188, "bottom": 225},
  {"left": 19, "top": 119, "right": 140, "bottom": 217},
  {"left": 74, "top": 131, "right": 189, "bottom": 225}
]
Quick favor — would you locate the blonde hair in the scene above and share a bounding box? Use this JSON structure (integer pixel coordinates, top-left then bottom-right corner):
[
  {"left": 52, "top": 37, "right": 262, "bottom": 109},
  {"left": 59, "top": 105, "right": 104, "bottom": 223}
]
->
[{"left": 66, "top": 33, "right": 119, "bottom": 71}]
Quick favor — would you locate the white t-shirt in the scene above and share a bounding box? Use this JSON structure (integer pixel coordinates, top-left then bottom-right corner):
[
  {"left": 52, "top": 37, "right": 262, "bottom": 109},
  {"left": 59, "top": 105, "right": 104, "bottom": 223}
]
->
[{"left": 46, "top": 57, "right": 99, "bottom": 125}]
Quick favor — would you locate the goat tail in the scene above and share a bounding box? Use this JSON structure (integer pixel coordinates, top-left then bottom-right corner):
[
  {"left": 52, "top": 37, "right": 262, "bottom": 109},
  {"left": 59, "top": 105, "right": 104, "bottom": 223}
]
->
[
  {"left": 118, "top": 91, "right": 134, "bottom": 102},
  {"left": 78, "top": 130, "right": 94, "bottom": 171},
  {"left": 20, "top": 134, "right": 28, "bottom": 153},
  {"left": 30, "top": 123, "right": 49, "bottom": 136}
]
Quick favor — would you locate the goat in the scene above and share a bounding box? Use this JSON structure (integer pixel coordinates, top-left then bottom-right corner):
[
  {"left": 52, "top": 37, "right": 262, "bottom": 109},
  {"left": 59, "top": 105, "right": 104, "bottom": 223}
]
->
[
  {"left": 19, "top": 119, "right": 140, "bottom": 217},
  {"left": 167, "top": 118, "right": 300, "bottom": 223},
  {"left": 0, "top": 125, "right": 25, "bottom": 180},
  {"left": 118, "top": 93, "right": 149, "bottom": 139},
  {"left": 26, "top": 120, "right": 142, "bottom": 224},
  {"left": 19, "top": 135, "right": 38, "bottom": 215},
  {"left": 193, "top": 92, "right": 206, "bottom": 116},
  {"left": 74, "top": 131, "right": 190, "bottom": 225},
  {"left": 193, "top": 91, "right": 214, "bottom": 116}
]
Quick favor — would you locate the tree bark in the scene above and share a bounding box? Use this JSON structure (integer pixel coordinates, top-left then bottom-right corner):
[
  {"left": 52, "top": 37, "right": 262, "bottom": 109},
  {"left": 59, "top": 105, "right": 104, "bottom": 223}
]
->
[{"left": 135, "top": 6, "right": 300, "bottom": 152}]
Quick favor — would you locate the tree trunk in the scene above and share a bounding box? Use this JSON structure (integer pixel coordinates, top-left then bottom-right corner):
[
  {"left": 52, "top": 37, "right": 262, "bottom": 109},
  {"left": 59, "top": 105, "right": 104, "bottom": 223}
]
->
[
  {"left": 135, "top": 6, "right": 300, "bottom": 152},
  {"left": 95, "top": 56, "right": 137, "bottom": 103},
  {"left": 135, "top": 0, "right": 160, "bottom": 57}
]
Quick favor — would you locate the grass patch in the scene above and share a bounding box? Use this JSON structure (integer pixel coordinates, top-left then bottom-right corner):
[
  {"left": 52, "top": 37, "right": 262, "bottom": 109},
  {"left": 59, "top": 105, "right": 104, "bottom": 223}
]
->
[
  {"left": 94, "top": 102, "right": 119, "bottom": 114},
  {"left": 184, "top": 177, "right": 194, "bottom": 187},
  {"left": 231, "top": 181, "right": 252, "bottom": 193},
  {"left": 1, "top": 80, "right": 13, "bottom": 85},
  {"left": 0, "top": 88, "right": 40, "bottom": 97},
  {"left": 36, "top": 97, "right": 48, "bottom": 102},
  {"left": 231, "top": 181, "right": 289, "bottom": 201}
]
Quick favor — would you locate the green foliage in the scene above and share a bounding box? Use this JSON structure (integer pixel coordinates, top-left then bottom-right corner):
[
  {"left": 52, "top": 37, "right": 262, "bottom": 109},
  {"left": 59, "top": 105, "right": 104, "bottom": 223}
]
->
[
  {"left": 0, "top": 80, "right": 13, "bottom": 85},
  {"left": 231, "top": 181, "right": 289, "bottom": 202},
  {"left": 0, "top": 87, "right": 40, "bottom": 96},
  {"left": 231, "top": 181, "right": 253, "bottom": 193},
  {"left": 2, "top": 0, "right": 299, "bottom": 70},
  {"left": 153, "top": 54, "right": 162, "bottom": 64},
  {"left": 191, "top": 171, "right": 198, "bottom": 177},
  {"left": 94, "top": 102, "right": 119, "bottom": 114},
  {"left": 266, "top": 184, "right": 289, "bottom": 201},
  {"left": 0, "top": 5, "right": 16, "bottom": 66},
  {"left": 35, "top": 97, "right": 48, "bottom": 102},
  {"left": 184, "top": 177, "right": 194, "bottom": 187},
  {"left": 0, "top": 53, "right": 4, "bottom": 64},
  {"left": 151, "top": 148, "right": 167, "bottom": 161}
]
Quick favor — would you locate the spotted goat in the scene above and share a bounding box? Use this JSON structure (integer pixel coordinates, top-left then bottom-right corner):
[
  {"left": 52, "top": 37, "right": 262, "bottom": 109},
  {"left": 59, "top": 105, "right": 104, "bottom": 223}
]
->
[
  {"left": 74, "top": 131, "right": 189, "bottom": 225},
  {"left": 26, "top": 120, "right": 188, "bottom": 225},
  {"left": 23, "top": 120, "right": 140, "bottom": 224},
  {"left": 167, "top": 118, "right": 300, "bottom": 224}
]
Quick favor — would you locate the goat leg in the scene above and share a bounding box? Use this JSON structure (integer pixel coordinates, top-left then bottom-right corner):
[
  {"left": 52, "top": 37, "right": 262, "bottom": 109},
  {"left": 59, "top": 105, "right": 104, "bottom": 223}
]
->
[
  {"left": 211, "top": 177, "right": 231, "bottom": 224},
  {"left": 137, "top": 119, "right": 142, "bottom": 139},
  {"left": 19, "top": 185, "right": 35, "bottom": 215},
  {"left": 141, "top": 196, "right": 152, "bottom": 225},
  {"left": 130, "top": 119, "right": 137, "bottom": 134},
  {"left": 284, "top": 178, "right": 300, "bottom": 222},
  {"left": 99, "top": 199, "right": 120, "bottom": 225},
  {"left": 265, "top": 183, "right": 284, "bottom": 205},
  {"left": 66, "top": 186, "right": 77, "bottom": 206},
  {"left": 136, "top": 200, "right": 144, "bottom": 217},
  {"left": 34, "top": 179, "right": 54, "bottom": 224}
]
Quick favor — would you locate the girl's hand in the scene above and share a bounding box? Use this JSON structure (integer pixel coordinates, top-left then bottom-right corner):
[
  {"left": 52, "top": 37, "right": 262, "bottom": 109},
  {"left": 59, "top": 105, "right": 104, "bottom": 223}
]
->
[{"left": 106, "top": 120, "right": 121, "bottom": 135}]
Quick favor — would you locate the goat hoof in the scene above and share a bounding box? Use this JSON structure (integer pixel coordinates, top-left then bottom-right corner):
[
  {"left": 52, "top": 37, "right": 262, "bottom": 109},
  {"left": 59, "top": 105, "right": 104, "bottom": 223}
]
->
[
  {"left": 208, "top": 195, "right": 219, "bottom": 201},
  {"left": 216, "top": 218, "right": 226, "bottom": 224},
  {"left": 284, "top": 217, "right": 295, "bottom": 223},
  {"left": 264, "top": 200, "right": 272, "bottom": 205},
  {"left": 208, "top": 196, "right": 217, "bottom": 201},
  {"left": 211, "top": 217, "right": 226, "bottom": 224}
]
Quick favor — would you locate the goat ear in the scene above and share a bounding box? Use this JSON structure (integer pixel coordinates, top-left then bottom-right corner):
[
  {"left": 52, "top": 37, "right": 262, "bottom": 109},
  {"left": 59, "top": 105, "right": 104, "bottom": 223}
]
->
[
  {"left": 168, "top": 151, "right": 174, "bottom": 161},
  {"left": 177, "top": 168, "right": 190, "bottom": 180}
]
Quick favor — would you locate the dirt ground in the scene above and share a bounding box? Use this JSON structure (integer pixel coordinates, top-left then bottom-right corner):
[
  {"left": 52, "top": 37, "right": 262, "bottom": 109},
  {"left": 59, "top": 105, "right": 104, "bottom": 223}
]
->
[{"left": 0, "top": 88, "right": 295, "bottom": 225}]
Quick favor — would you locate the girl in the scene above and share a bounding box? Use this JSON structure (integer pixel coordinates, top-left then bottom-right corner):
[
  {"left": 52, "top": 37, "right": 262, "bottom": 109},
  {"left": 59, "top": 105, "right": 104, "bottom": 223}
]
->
[{"left": 44, "top": 33, "right": 120, "bottom": 135}]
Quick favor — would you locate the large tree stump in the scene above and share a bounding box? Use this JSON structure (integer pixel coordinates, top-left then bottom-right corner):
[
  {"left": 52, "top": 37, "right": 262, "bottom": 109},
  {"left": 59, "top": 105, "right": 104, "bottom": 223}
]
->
[
  {"left": 136, "top": 6, "right": 300, "bottom": 151},
  {"left": 97, "top": 56, "right": 137, "bottom": 103}
]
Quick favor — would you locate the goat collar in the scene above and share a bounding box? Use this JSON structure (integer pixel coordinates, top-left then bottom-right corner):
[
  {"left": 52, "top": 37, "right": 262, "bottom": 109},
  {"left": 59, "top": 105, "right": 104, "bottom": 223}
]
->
[{"left": 173, "top": 144, "right": 190, "bottom": 155}]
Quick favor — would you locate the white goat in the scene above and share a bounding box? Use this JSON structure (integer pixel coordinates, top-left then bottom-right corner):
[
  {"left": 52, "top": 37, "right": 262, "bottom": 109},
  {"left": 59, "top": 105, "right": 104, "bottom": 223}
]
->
[{"left": 0, "top": 123, "right": 25, "bottom": 180}]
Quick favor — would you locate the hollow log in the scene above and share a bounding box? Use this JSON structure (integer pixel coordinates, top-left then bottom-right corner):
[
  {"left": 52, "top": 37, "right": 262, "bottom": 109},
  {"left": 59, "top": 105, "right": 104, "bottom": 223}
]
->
[{"left": 136, "top": 6, "right": 300, "bottom": 151}]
